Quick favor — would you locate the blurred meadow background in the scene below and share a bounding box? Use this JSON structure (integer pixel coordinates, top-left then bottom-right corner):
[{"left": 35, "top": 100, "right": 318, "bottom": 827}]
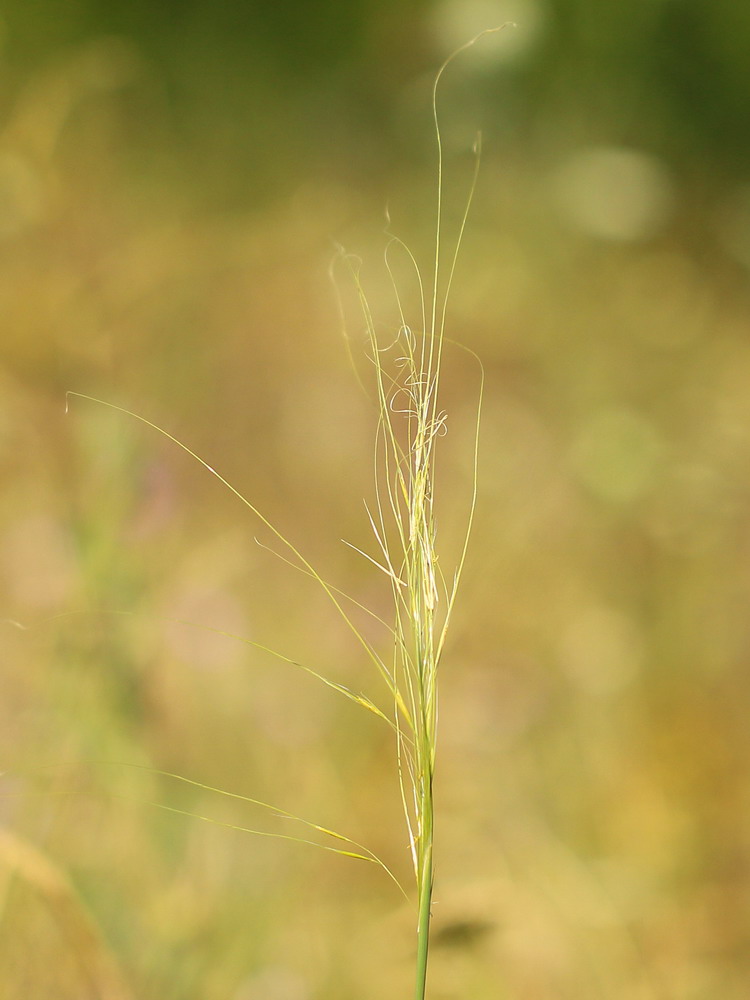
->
[{"left": 2, "top": 1, "right": 750, "bottom": 998}]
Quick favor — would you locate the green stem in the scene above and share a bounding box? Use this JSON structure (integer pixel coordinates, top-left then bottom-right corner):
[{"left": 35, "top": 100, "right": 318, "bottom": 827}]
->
[{"left": 414, "top": 815, "right": 434, "bottom": 1000}]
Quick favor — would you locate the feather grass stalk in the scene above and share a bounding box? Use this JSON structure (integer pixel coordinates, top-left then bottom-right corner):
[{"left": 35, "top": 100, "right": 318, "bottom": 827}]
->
[
  {"left": 336, "top": 27, "right": 507, "bottom": 998},
  {"left": 61, "top": 26, "right": 507, "bottom": 999}
]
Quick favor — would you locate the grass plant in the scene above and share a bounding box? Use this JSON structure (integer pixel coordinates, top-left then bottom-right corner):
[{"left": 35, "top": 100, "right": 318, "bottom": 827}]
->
[{"left": 63, "top": 28, "right": 504, "bottom": 999}]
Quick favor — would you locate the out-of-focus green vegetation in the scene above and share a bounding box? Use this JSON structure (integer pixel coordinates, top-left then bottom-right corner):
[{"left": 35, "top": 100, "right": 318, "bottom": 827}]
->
[{"left": 2, "top": 2, "right": 750, "bottom": 998}]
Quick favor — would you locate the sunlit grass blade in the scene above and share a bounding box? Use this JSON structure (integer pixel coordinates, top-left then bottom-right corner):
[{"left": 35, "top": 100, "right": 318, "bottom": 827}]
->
[
  {"left": 15, "top": 609, "right": 392, "bottom": 725},
  {"left": 65, "top": 392, "right": 401, "bottom": 704},
  {"left": 2, "top": 762, "right": 407, "bottom": 897}
]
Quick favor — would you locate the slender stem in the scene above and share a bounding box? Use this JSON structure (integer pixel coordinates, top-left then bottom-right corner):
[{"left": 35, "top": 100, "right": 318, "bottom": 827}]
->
[{"left": 414, "top": 786, "right": 434, "bottom": 1000}]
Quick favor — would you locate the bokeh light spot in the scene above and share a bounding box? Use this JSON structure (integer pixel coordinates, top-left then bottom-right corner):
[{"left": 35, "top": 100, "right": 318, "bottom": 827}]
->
[
  {"left": 554, "top": 147, "right": 673, "bottom": 242},
  {"left": 431, "top": 0, "right": 546, "bottom": 66}
]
